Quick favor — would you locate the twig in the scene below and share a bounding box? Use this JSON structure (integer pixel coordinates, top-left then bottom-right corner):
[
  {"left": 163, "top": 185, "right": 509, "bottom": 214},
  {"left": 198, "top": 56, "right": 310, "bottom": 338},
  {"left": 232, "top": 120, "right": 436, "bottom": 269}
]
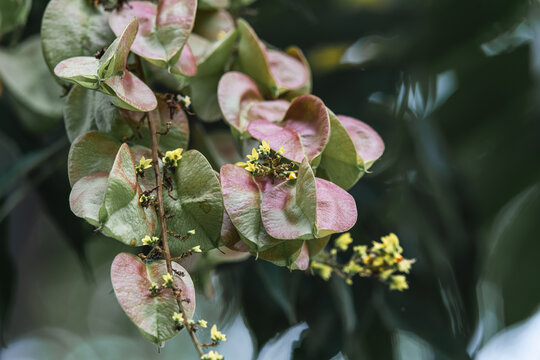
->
[{"left": 147, "top": 112, "right": 204, "bottom": 357}]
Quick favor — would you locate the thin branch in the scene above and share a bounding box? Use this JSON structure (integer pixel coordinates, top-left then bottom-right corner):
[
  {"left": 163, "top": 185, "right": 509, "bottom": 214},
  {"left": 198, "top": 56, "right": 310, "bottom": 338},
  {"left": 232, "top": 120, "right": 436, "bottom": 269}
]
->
[{"left": 147, "top": 112, "right": 204, "bottom": 357}]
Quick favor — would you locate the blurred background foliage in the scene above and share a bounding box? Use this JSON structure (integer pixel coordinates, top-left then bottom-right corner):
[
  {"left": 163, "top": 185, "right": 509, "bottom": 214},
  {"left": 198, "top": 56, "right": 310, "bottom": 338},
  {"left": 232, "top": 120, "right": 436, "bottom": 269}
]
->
[{"left": 1, "top": 0, "right": 540, "bottom": 359}]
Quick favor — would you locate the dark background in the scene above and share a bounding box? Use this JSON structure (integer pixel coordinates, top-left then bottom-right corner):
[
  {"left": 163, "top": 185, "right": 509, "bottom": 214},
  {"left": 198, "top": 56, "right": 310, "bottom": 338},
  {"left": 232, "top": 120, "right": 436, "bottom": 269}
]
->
[{"left": 1, "top": 0, "right": 540, "bottom": 359}]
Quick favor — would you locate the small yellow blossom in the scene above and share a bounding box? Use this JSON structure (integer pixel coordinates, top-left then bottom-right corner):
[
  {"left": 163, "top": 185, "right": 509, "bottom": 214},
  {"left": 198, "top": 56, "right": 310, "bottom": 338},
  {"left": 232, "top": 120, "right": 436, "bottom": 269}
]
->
[
  {"left": 172, "top": 312, "right": 184, "bottom": 324},
  {"left": 378, "top": 269, "right": 394, "bottom": 281},
  {"left": 235, "top": 161, "right": 248, "bottom": 168},
  {"left": 330, "top": 248, "right": 337, "bottom": 256},
  {"left": 259, "top": 140, "right": 271, "bottom": 153},
  {"left": 346, "top": 278, "right": 353, "bottom": 285},
  {"left": 162, "top": 273, "right": 174, "bottom": 288},
  {"left": 277, "top": 146, "right": 286, "bottom": 155},
  {"left": 245, "top": 162, "right": 257, "bottom": 173},
  {"left": 181, "top": 95, "right": 191, "bottom": 108},
  {"left": 136, "top": 156, "right": 152, "bottom": 175},
  {"left": 210, "top": 324, "right": 227, "bottom": 342},
  {"left": 288, "top": 172, "right": 297, "bottom": 180},
  {"left": 343, "top": 260, "right": 362, "bottom": 274},
  {"left": 397, "top": 258, "right": 415, "bottom": 273},
  {"left": 311, "top": 261, "right": 333, "bottom": 281},
  {"left": 191, "top": 245, "right": 202, "bottom": 253},
  {"left": 335, "top": 232, "right": 353, "bottom": 251},
  {"left": 162, "top": 148, "right": 184, "bottom": 168},
  {"left": 389, "top": 275, "right": 408, "bottom": 291},
  {"left": 198, "top": 319, "right": 208, "bottom": 328},
  {"left": 148, "top": 282, "right": 159, "bottom": 294},
  {"left": 353, "top": 245, "right": 367, "bottom": 257},
  {"left": 188, "top": 229, "right": 196, "bottom": 235},
  {"left": 380, "top": 233, "right": 402, "bottom": 254},
  {"left": 247, "top": 148, "right": 259, "bottom": 161},
  {"left": 188, "top": 319, "right": 195, "bottom": 326},
  {"left": 201, "top": 351, "right": 224, "bottom": 360},
  {"left": 142, "top": 235, "right": 159, "bottom": 246}
]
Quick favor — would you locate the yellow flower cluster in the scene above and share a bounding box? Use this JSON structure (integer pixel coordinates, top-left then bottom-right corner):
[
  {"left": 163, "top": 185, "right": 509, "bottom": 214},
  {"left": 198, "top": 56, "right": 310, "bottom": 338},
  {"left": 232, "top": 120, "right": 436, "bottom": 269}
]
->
[
  {"left": 311, "top": 232, "right": 415, "bottom": 291},
  {"left": 236, "top": 141, "right": 295, "bottom": 180},
  {"left": 210, "top": 324, "right": 227, "bottom": 342},
  {"left": 310, "top": 261, "right": 333, "bottom": 281},
  {"left": 135, "top": 156, "right": 152, "bottom": 176},
  {"left": 162, "top": 148, "right": 183, "bottom": 168},
  {"left": 201, "top": 351, "right": 224, "bottom": 360},
  {"left": 191, "top": 245, "right": 202, "bottom": 253},
  {"left": 162, "top": 272, "right": 174, "bottom": 288},
  {"left": 172, "top": 312, "right": 184, "bottom": 325},
  {"left": 141, "top": 235, "right": 159, "bottom": 246}
]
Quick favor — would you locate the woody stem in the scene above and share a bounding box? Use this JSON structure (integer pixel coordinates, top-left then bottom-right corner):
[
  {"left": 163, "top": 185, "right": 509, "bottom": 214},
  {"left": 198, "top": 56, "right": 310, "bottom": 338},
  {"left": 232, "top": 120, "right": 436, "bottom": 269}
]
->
[{"left": 147, "top": 111, "right": 204, "bottom": 357}]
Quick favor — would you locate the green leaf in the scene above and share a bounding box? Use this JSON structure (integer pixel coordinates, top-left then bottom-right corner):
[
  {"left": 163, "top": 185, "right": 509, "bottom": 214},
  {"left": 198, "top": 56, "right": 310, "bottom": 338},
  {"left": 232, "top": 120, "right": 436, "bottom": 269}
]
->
[
  {"left": 237, "top": 19, "right": 277, "bottom": 97},
  {"left": 69, "top": 172, "right": 108, "bottom": 227},
  {"left": 64, "top": 85, "right": 134, "bottom": 143},
  {"left": 336, "top": 114, "right": 385, "bottom": 169},
  {"left": 189, "top": 30, "right": 238, "bottom": 122},
  {"left": 101, "top": 71, "right": 158, "bottom": 112},
  {"left": 41, "top": 0, "right": 114, "bottom": 72},
  {"left": 482, "top": 185, "right": 540, "bottom": 326},
  {"left": 53, "top": 56, "right": 100, "bottom": 89},
  {"left": 67, "top": 131, "right": 121, "bottom": 186},
  {"left": 164, "top": 150, "right": 224, "bottom": 255},
  {"left": 236, "top": 19, "right": 309, "bottom": 97},
  {"left": 97, "top": 18, "right": 138, "bottom": 79},
  {"left": 198, "top": 0, "right": 230, "bottom": 9},
  {"left": 256, "top": 240, "right": 304, "bottom": 268},
  {"left": 193, "top": 9, "right": 235, "bottom": 41},
  {"left": 99, "top": 144, "right": 158, "bottom": 245},
  {"left": 111, "top": 253, "right": 196, "bottom": 344},
  {"left": 217, "top": 71, "right": 289, "bottom": 132},
  {"left": 319, "top": 110, "right": 363, "bottom": 190},
  {"left": 0, "top": 0, "right": 31, "bottom": 36},
  {"left": 0, "top": 36, "right": 64, "bottom": 131},
  {"left": 109, "top": 0, "right": 197, "bottom": 69},
  {"left": 247, "top": 95, "right": 330, "bottom": 163},
  {"left": 261, "top": 159, "right": 357, "bottom": 239},
  {"left": 220, "top": 164, "right": 282, "bottom": 250}
]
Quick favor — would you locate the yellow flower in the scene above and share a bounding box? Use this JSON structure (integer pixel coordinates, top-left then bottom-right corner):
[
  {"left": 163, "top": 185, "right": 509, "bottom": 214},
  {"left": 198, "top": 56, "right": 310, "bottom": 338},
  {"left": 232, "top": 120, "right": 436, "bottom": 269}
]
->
[
  {"left": 343, "top": 261, "right": 362, "bottom": 274},
  {"left": 353, "top": 245, "right": 367, "bottom": 257},
  {"left": 288, "top": 172, "right": 297, "bottom": 180},
  {"left": 187, "top": 229, "right": 196, "bottom": 235},
  {"left": 311, "top": 261, "right": 333, "bottom": 281},
  {"left": 148, "top": 282, "right": 159, "bottom": 294},
  {"left": 259, "top": 140, "right": 271, "bottom": 153},
  {"left": 162, "top": 148, "right": 184, "bottom": 168},
  {"left": 142, "top": 235, "right": 159, "bottom": 246},
  {"left": 210, "top": 324, "right": 227, "bottom": 342},
  {"left": 235, "top": 161, "right": 248, "bottom": 168},
  {"left": 172, "top": 312, "right": 184, "bottom": 324},
  {"left": 181, "top": 95, "right": 191, "bottom": 108},
  {"left": 191, "top": 245, "right": 202, "bottom": 253},
  {"left": 379, "top": 269, "right": 394, "bottom": 281},
  {"left": 201, "top": 351, "right": 224, "bottom": 360},
  {"left": 397, "top": 258, "right": 415, "bottom": 273},
  {"left": 247, "top": 148, "right": 259, "bottom": 161},
  {"left": 198, "top": 319, "right": 208, "bottom": 328},
  {"left": 389, "top": 275, "right": 408, "bottom": 291},
  {"left": 162, "top": 273, "right": 174, "bottom": 288},
  {"left": 335, "top": 232, "right": 353, "bottom": 251},
  {"left": 277, "top": 146, "right": 286, "bottom": 155},
  {"left": 245, "top": 162, "right": 257, "bottom": 173},
  {"left": 380, "top": 233, "right": 402, "bottom": 254},
  {"left": 136, "top": 156, "right": 152, "bottom": 174}
]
